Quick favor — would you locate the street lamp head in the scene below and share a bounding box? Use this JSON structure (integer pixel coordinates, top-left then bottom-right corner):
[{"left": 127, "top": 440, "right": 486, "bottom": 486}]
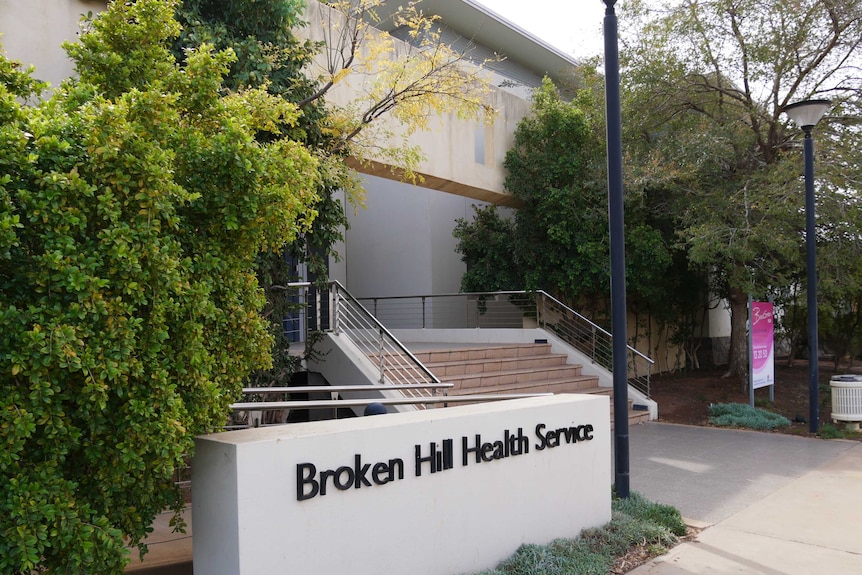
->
[{"left": 784, "top": 99, "right": 831, "bottom": 130}]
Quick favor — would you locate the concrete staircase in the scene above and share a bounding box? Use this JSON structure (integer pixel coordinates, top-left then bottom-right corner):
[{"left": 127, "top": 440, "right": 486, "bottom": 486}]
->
[{"left": 411, "top": 343, "right": 649, "bottom": 425}]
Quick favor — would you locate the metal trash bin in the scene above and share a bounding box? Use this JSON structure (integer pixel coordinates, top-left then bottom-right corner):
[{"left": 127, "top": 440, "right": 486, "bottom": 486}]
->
[{"left": 830, "top": 375, "right": 862, "bottom": 429}]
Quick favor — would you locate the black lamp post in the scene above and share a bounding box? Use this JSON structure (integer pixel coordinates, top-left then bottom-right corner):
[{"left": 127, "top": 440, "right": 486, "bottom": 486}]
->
[
  {"left": 603, "top": 0, "right": 629, "bottom": 497},
  {"left": 784, "top": 99, "right": 830, "bottom": 434}
]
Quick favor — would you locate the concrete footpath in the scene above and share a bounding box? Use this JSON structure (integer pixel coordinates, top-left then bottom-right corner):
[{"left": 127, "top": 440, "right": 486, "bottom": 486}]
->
[{"left": 627, "top": 423, "right": 862, "bottom": 574}]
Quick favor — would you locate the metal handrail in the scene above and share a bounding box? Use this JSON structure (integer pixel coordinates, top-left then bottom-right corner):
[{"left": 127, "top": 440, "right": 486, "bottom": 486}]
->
[
  {"left": 535, "top": 290, "right": 653, "bottom": 398},
  {"left": 536, "top": 290, "right": 653, "bottom": 364},
  {"left": 325, "top": 280, "right": 442, "bottom": 399},
  {"left": 356, "top": 289, "right": 654, "bottom": 398},
  {"left": 241, "top": 384, "right": 453, "bottom": 394},
  {"left": 283, "top": 283, "right": 653, "bottom": 397},
  {"left": 231, "top": 393, "right": 551, "bottom": 412},
  {"left": 229, "top": 392, "right": 552, "bottom": 428}
]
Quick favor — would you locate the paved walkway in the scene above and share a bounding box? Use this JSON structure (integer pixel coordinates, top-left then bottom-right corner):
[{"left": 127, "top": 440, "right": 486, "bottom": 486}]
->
[{"left": 627, "top": 423, "right": 862, "bottom": 574}]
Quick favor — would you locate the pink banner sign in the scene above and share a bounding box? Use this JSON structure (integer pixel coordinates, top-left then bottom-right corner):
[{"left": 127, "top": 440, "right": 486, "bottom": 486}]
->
[{"left": 751, "top": 302, "right": 775, "bottom": 390}]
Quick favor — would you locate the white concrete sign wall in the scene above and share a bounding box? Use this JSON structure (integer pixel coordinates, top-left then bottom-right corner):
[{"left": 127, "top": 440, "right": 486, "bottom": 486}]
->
[{"left": 192, "top": 395, "right": 611, "bottom": 575}]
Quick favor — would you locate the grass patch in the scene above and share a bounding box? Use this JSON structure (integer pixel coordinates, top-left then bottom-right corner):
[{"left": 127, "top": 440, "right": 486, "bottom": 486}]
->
[
  {"left": 818, "top": 424, "right": 845, "bottom": 439},
  {"left": 708, "top": 402, "right": 791, "bottom": 430},
  {"left": 473, "top": 491, "right": 685, "bottom": 575},
  {"left": 754, "top": 397, "right": 770, "bottom": 408}
]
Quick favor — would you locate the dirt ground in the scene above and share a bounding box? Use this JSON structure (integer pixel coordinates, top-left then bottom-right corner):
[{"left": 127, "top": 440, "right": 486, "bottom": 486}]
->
[{"left": 648, "top": 359, "right": 862, "bottom": 438}]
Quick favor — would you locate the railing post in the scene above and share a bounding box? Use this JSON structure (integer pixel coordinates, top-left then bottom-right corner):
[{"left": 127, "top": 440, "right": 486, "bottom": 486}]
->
[
  {"left": 332, "top": 287, "right": 340, "bottom": 335},
  {"left": 422, "top": 296, "right": 427, "bottom": 329},
  {"left": 378, "top": 326, "right": 385, "bottom": 384},
  {"left": 315, "top": 287, "right": 322, "bottom": 331},
  {"left": 646, "top": 362, "right": 651, "bottom": 398},
  {"left": 298, "top": 285, "right": 306, "bottom": 343},
  {"left": 538, "top": 293, "right": 544, "bottom": 328}
]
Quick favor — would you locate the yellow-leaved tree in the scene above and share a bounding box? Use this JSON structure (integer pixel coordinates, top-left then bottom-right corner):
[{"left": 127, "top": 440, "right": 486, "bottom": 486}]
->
[{"left": 305, "top": 0, "right": 497, "bottom": 182}]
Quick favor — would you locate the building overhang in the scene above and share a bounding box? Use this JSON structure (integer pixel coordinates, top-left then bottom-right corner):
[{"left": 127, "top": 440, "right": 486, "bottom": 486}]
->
[
  {"left": 348, "top": 157, "right": 524, "bottom": 208},
  {"left": 369, "top": 0, "right": 580, "bottom": 87}
]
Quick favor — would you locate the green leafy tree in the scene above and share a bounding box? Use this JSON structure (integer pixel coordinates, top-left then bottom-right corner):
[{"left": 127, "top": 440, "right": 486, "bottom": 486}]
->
[
  {"left": 173, "top": 0, "right": 496, "bottom": 388},
  {"left": 455, "top": 76, "right": 699, "bottom": 368},
  {"left": 453, "top": 204, "right": 519, "bottom": 292},
  {"left": 497, "top": 78, "right": 675, "bottom": 321},
  {"left": 173, "top": 0, "right": 355, "bottom": 390},
  {"left": 503, "top": 78, "right": 612, "bottom": 310},
  {"left": 621, "top": 0, "right": 862, "bottom": 379},
  {"left": 0, "top": 0, "right": 319, "bottom": 571}
]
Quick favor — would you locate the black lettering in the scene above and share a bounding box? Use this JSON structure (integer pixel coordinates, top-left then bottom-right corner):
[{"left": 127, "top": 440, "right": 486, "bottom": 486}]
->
[
  {"left": 491, "top": 440, "right": 505, "bottom": 459},
  {"left": 296, "top": 463, "right": 318, "bottom": 501},
  {"left": 443, "top": 439, "right": 454, "bottom": 470},
  {"left": 320, "top": 469, "right": 335, "bottom": 496},
  {"left": 333, "top": 466, "right": 354, "bottom": 490},
  {"left": 389, "top": 458, "right": 404, "bottom": 480},
  {"left": 536, "top": 422, "right": 595, "bottom": 450},
  {"left": 354, "top": 454, "right": 372, "bottom": 488},
  {"left": 371, "top": 458, "right": 404, "bottom": 485},
  {"left": 372, "top": 461, "right": 391, "bottom": 485},
  {"left": 507, "top": 427, "right": 527, "bottom": 455},
  {"left": 463, "top": 434, "right": 482, "bottom": 465},
  {"left": 481, "top": 442, "right": 495, "bottom": 462},
  {"left": 415, "top": 442, "right": 437, "bottom": 476},
  {"left": 299, "top": 456, "right": 404, "bottom": 500},
  {"left": 535, "top": 423, "right": 548, "bottom": 450},
  {"left": 547, "top": 429, "right": 559, "bottom": 448}
]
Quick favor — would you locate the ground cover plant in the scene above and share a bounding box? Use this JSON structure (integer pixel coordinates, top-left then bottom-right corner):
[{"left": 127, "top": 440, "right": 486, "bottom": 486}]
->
[
  {"left": 708, "top": 403, "right": 792, "bottom": 431},
  {"left": 474, "top": 491, "right": 687, "bottom": 575}
]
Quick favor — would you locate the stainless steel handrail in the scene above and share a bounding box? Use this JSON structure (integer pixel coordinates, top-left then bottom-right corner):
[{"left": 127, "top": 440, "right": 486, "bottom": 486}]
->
[
  {"left": 284, "top": 280, "right": 443, "bottom": 400},
  {"left": 241, "top": 384, "right": 453, "bottom": 394},
  {"left": 282, "top": 283, "right": 653, "bottom": 398},
  {"left": 356, "top": 289, "right": 654, "bottom": 398},
  {"left": 536, "top": 290, "right": 654, "bottom": 365},
  {"left": 331, "top": 280, "right": 440, "bottom": 379},
  {"left": 231, "top": 393, "right": 551, "bottom": 412}
]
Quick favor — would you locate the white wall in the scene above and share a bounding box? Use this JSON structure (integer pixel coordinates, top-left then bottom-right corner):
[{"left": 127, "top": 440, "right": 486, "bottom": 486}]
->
[
  {"left": 708, "top": 295, "right": 732, "bottom": 338},
  {"left": 1, "top": 0, "right": 529, "bottom": 322},
  {"left": 343, "top": 174, "right": 488, "bottom": 301},
  {"left": 0, "top": 0, "right": 105, "bottom": 89},
  {"left": 193, "top": 395, "right": 611, "bottom": 575},
  {"left": 300, "top": 0, "right": 531, "bottom": 203}
]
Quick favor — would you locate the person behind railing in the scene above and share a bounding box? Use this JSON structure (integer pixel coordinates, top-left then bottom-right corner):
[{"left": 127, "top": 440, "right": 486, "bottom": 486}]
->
[{"left": 363, "top": 402, "right": 388, "bottom": 416}]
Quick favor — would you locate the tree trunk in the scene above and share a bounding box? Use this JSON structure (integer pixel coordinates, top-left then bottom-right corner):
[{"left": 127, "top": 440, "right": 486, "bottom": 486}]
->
[{"left": 723, "top": 286, "right": 749, "bottom": 384}]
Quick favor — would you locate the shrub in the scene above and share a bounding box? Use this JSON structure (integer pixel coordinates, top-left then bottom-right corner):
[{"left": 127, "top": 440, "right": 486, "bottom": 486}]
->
[
  {"left": 473, "top": 491, "right": 683, "bottom": 575},
  {"left": 708, "top": 403, "right": 791, "bottom": 430},
  {"left": 0, "top": 1, "right": 318, "bottom": 572}
]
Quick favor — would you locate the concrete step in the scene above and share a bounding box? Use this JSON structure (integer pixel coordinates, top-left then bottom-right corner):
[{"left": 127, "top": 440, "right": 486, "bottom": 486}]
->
[
  {"left": 445, "top": 364, "right": 590, "bottom": 389},
  {"left": 450, "top": 376, "right": 603, "bottom": 396},
  {"left": 423, "top": 353, "right": 570, "bottom": 377},
  {"left": 412, "top": 343, "right": 554, "bottom": 364},
  {"left": 407, "top": 343, "right": 650, "bottom": 426},
  {"left": 627, "top": 408, "right": 650, "bottom": 425}
]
